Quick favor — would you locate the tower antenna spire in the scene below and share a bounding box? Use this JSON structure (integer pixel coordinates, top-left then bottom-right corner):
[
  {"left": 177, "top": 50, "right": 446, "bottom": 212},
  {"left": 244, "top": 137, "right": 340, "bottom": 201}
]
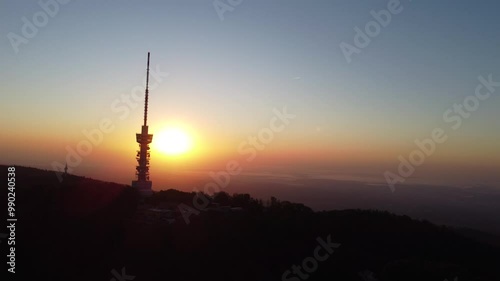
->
[{"left": 144, "top": 52, "right": 150, "bottom": 126}]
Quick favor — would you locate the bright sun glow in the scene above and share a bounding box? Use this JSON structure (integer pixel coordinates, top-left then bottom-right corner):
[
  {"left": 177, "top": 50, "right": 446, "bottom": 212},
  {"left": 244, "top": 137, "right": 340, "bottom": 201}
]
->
[{"left": 154, "top": 128, "right": 193, "bottom": 155}]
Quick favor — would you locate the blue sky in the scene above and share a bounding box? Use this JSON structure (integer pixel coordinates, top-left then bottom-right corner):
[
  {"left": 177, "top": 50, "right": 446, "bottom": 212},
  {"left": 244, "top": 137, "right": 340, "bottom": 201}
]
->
[{"left": 1, "top": 0, "right": 499, "bottom": 187}]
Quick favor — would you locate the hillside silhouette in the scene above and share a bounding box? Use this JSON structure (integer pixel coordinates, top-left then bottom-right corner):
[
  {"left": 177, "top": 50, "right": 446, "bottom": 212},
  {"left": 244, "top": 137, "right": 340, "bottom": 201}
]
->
[{"left": 2, "top": 165, "right": 500, "bottom": 281}]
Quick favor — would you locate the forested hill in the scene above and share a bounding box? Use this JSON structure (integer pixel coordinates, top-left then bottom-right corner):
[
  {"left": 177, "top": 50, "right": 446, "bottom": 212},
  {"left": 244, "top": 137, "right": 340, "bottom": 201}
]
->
[{"left": 2, "top": 165, "right": 500, "bottom": 281}]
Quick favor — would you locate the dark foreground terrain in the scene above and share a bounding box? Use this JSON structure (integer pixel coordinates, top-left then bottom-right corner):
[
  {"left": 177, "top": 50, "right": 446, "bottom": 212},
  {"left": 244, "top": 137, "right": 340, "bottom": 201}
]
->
[{"left": 2, "top": 165, "right": 500, "bottom": 281}]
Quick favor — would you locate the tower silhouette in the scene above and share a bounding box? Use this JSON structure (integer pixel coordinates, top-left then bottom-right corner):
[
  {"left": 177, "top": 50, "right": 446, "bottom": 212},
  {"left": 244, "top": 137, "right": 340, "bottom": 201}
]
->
[{"left": 132, "top": 52, "right": 153, "bottom": 196}]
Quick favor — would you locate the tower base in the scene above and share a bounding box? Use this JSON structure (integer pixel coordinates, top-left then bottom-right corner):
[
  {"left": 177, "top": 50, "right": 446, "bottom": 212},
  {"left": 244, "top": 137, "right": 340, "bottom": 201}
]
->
[{"left": 132, "top": 180, "right": 153, "bottom": 197}]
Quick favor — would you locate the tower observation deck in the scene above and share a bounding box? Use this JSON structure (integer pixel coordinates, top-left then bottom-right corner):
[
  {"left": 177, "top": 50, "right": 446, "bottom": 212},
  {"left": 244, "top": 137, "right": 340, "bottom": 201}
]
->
[{"left": 132, "top": 52, "right": 153, "bottom": 196}]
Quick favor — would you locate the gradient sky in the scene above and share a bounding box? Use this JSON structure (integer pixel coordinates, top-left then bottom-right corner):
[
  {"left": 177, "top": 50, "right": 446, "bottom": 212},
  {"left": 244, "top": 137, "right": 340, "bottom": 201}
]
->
[{"left": 1, "top": 0, "right": 499, "bottom": 189}]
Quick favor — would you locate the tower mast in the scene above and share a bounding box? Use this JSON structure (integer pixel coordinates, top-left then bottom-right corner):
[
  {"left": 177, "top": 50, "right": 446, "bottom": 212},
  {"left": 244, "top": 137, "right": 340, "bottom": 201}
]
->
[
  {"left": 132, "top": 52, "right": 153, "bottom": 196},
  {"left": 144, "top": 52, "right": 150, "bottom": 127}
]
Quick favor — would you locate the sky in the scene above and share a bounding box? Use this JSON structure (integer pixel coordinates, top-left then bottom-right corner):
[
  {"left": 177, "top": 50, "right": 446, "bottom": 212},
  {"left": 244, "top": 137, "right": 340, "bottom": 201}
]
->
[{"left": 1, "top": 0, "right": 499, "bottom": 191}]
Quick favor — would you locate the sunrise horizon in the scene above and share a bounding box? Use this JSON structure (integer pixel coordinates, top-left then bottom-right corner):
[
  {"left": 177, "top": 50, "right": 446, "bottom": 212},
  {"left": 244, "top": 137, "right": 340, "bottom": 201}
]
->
[{"left": 2, "top": 1, "right": 500, "bottom": 280}]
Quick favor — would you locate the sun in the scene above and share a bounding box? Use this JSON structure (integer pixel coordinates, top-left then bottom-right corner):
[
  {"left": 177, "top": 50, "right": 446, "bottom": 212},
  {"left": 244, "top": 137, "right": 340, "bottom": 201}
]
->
[{"left": 153, "top": 127, "right": 193, "bottom": 155}]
